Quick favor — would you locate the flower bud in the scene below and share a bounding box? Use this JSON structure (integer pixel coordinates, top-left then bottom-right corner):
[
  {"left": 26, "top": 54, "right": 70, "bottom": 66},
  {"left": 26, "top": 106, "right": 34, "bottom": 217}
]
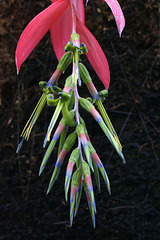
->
[
  {"left": 81, "top": 161, "right": 90, "bottom": 177},
  {"left": 57, "top": 52, "right": 72, "bottom": 72},
  {"left": 69, "top": 148, "right": 80, "bottom": 164},
  {"left": 79, "top": 97, "right": 94, "bottom": 112},
  {"left": 71, "top": 33, "right": 80, "bottom": 44},
  {"left": 63, "top": 131, "right": 77, "bottom": 151},
  {"left": 71, "top": 169, "right": 82, "bottom": 187},
  {"left": 76, "top": 124, "right": 85, "bottom": 137},
  {"left": 79, "top": 63, "right": 92, "bottom": 84},
  {"left": 64, "top": 75, "right": 74, "bottom": 90}
]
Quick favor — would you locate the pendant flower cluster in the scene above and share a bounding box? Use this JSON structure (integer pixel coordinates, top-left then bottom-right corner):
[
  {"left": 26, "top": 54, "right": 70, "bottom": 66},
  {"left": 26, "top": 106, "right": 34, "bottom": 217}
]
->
[{"left": 16, "top": 0, "right": 125, "bottom": 228}]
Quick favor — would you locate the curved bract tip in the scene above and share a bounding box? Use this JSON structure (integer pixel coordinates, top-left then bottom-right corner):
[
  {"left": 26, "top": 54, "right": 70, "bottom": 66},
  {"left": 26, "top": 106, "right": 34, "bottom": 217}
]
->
[{"left": 103, "top": 0, "right": 125, "bottom": 37}]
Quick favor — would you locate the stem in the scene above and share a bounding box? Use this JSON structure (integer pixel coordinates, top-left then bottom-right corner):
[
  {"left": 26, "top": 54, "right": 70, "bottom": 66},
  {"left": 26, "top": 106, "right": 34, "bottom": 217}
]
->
[
  {"left": 71, "top": 1, "right": 83, "bottom": 167},
  {"left": 74, "top": 84, "right": 79, "bottom": 124},
  {"left": 71, "top": 2, "right": 76, "bottom": 34}
]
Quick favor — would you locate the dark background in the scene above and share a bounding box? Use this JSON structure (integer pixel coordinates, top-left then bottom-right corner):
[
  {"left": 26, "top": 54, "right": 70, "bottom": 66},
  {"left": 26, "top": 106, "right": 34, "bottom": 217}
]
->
[{"left": 0, "top": 0, "right": 159, "bottom": 239}]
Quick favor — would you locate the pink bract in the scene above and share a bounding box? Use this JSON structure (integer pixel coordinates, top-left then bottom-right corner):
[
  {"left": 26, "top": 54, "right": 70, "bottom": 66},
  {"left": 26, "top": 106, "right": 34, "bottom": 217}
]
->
[{"left": 15, "top": 0, "right": 125, "bottom": 90}]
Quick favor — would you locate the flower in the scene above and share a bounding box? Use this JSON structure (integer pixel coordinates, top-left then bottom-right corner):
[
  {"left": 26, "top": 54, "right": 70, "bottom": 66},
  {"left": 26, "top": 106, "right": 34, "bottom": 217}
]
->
[{"left": 15, "top": 0, "right": 125, "bottom": 90}]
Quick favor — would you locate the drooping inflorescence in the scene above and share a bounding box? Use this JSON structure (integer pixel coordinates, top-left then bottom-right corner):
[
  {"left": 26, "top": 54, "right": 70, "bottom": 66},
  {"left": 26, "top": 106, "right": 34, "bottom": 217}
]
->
[
  {"left": 16, "top": 0, "right": 125, "bottom": 228},
  {"left": 17, "top": 33, "right": 125, "bottom": 227}
]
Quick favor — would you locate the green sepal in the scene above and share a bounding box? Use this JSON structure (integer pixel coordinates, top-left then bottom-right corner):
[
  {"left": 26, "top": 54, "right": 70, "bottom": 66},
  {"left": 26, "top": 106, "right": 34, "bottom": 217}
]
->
[
  {"left": 65, "top": 75, "right": 74, "bottom": 89},
  {"left": 47, "top": 94, "right": 59, "bottom": 106},
  {"left": 57, "top": 52, "right": 72, "bottom": 72},
  {"left": 71, "top": 169, "right": 82, "bottom": 187},
  {"left": 79, "top": 116, "right": 89, "bottom": 137},
  {"left": 76, "top": 124, "right": 85, "bottom": 137},
  {"left": 71, "top": 33, "right": 80, "bottom": 42},
  {"left": 62, "top": 102, "right": 76, "bottom": 127},
  {"left": 63, "top": 131, "right": 77, "bottom": 151},
  {"left": 69, "top": 148, "right": 80, "bottom": 164},
  {"left": 64, "top": 41, "right": 75, "bottom": 52},
  {"left": 79, "top": 97, "right": 94, "bottom": 112},
  {"left": 81, "top": 161, "right": 90, "bottom": 177},
  {"left": 79, "top": 63, "right": 92, "bottom": 84}
]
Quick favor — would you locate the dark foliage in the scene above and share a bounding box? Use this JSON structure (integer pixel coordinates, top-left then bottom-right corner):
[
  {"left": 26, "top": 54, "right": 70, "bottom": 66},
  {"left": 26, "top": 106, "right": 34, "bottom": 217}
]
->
[{"left": 0, "top": 0, "right": 159, "bottom": 239}]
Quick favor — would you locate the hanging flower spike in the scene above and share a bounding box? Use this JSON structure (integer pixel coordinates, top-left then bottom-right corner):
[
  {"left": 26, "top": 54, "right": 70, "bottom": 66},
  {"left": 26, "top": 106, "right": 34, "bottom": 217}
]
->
[{"left": 15, "top": 0, "right": 126, "bottom": 229}]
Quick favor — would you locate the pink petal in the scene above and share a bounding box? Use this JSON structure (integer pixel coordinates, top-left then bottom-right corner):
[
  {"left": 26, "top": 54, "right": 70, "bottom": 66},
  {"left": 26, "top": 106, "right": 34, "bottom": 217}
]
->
[
  {"left": 76, "top": 18, "right": 110, "bottom": 90},
  {"left": 51, "top": 0, "right": 85, "bottom": 60},
  {"left": 103, "top": 0, "right": 125, "bottom": 37},
  {"left": 15, "top": 0, "right": 69, "bottom": 74}
]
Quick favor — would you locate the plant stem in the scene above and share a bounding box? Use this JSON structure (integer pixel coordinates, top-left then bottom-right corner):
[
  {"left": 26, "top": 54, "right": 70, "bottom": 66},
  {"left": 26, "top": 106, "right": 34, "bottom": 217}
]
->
[
  {"left": 71, "top": 1, "right": 83, "bottom": 166},
  {"left": 71, "top": 2, "right": 76, "bottom": 34}
]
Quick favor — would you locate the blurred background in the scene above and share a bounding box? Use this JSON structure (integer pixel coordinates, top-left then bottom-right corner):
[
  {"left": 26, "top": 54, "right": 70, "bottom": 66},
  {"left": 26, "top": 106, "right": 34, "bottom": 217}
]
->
[{"left": 0, "top": 0, "right": 159, "bottom": 239}]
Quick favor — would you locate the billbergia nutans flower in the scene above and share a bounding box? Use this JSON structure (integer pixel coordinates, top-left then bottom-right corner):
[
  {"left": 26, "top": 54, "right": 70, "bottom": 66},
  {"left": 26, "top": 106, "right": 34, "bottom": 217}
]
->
[{"left": 16, "top": 0, "right": 125, "bottom": 228}]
